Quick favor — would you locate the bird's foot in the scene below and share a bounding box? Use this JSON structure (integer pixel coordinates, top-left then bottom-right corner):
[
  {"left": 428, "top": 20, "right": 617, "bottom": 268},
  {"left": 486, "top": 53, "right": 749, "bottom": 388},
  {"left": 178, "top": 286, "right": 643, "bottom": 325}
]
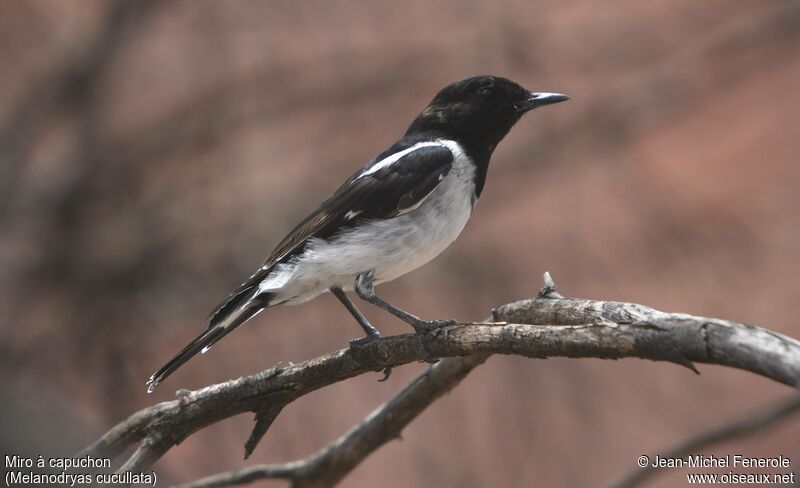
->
[
  {"left": 411, "top": 318, "right": 457, "bottom": 334},
  {"left": 350, "top": 333, "right": 381, "bottom": 347},
  {"left": 409, "top": 319, "right": 455, "bottom": 364}
]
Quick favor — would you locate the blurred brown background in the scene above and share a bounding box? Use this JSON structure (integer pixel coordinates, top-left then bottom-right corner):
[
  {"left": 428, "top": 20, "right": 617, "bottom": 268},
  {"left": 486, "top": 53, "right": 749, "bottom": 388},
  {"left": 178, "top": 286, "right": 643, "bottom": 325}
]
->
[{"left": 1, "top": 1, "right": 799, "bottom": 486}]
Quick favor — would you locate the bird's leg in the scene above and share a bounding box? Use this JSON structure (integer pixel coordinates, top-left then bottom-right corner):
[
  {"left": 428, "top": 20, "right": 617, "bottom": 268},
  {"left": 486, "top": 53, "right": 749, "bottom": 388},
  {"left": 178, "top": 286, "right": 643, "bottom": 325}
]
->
[
  {"left": 354, "top": 270, "right": 456, "bottom": 334},
  {"left": 330, "top": 287, "right": 381, "bottom": 346}
]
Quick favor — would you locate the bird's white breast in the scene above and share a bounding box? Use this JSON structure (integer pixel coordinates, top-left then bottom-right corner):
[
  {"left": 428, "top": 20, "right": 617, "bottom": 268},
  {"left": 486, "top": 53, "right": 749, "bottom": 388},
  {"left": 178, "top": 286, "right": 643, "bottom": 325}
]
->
[{"left": 261, "top": 140, "right": 475, "bottom": 304}]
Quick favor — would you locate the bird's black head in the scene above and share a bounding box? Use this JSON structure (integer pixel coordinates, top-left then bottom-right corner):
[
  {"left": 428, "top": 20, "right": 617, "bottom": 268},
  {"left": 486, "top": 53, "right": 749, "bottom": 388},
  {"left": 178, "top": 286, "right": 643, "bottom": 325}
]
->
[{"left": 407, "top": 75, "right": 569, "bottom": 155}]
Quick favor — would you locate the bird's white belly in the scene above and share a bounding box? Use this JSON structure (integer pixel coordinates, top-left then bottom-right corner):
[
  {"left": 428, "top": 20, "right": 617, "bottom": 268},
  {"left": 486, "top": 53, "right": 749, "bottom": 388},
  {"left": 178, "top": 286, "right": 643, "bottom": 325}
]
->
[{"left": 263, "top": 157, "right": 475, "bottom": 304}]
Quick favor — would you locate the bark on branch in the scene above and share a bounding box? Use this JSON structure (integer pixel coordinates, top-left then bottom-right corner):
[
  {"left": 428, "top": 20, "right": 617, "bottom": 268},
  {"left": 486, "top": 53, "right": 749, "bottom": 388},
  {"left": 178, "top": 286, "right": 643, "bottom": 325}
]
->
[
  {"left": 174, "top": 354, "right": 490, "bottom": 488},
  {"left": 81, "top": 275, "right": 800, "bottom": 485}
]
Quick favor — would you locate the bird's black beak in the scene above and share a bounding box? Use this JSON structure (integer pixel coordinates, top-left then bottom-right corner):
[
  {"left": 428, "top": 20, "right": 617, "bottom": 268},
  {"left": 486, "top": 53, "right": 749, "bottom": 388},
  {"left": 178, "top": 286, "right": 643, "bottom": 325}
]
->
[{"left": 517, "top": 92, "right": 570, "bottom": 112}]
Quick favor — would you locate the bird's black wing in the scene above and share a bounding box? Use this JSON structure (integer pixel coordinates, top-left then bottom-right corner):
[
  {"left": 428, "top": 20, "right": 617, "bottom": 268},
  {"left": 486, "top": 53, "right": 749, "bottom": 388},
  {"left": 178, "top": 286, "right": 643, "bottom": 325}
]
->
[
  {"left": 209, "top": 142, "right": 454, "bottom": 323},
  {"left": 265, "top": 142, "right": 455, "bottom": 269}
]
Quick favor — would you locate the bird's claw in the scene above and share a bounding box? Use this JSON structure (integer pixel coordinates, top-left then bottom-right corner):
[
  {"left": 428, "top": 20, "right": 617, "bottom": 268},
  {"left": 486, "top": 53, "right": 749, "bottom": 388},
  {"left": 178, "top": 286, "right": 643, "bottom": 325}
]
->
[
  {"left": 410, "top": 319, "right": 452, "bottom": 364},
  {"left": 350, "top": 334, "right": 380, "bottom": 347},
  {"left": 412, "top": 319, "right": 456, "bottom": 333},
  {"left": 377, "top": 367, "right": 392, "bottom": 381}
]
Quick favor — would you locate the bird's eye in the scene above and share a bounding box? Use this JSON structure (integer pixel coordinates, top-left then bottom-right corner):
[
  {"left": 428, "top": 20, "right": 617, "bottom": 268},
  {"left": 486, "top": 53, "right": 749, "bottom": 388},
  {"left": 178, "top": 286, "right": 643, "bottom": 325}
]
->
[{"left": 479, "top": 87, "right": 497, "bottom": 102}]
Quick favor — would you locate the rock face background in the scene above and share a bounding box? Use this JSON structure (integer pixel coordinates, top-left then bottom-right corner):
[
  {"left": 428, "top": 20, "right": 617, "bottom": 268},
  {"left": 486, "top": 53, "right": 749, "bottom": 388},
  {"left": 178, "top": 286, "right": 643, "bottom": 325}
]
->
[{"left": 1, "top": 1, "right": 798, "bottom": 486}]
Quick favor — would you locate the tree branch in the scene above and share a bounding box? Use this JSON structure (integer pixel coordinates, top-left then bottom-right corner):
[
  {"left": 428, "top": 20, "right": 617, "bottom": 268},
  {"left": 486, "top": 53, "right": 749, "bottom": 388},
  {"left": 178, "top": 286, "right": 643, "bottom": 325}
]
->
[
  {"left": 609, "top": 394, "right": 800, "bottom": 488},
  {"left": 81, "top": 276, "right": 800, "bottom": 484},
  {"left": 174, "top": 354, "right": 490, "bottom": 488}
]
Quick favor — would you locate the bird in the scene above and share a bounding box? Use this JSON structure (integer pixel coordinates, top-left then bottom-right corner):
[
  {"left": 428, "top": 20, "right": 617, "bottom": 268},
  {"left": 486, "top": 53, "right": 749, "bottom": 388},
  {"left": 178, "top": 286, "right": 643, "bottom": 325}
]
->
[{"left": 146, "top": 75, "right": 568, "bottom": 392}]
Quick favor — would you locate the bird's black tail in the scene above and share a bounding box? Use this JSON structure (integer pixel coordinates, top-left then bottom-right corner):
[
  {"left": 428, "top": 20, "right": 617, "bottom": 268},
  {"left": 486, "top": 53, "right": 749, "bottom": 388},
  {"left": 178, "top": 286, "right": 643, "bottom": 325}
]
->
[{"left": 146, "top": 284, "right": 271, "bottom": 393}]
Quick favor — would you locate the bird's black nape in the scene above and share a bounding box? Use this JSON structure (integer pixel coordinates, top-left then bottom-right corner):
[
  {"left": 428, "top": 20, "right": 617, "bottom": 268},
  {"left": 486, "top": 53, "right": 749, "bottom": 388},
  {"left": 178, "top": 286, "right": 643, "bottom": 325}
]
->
[
  {"left": 407, "top": 75, "right": 562, "bottom": 148},
  {"left": 406, "top": 75, "right": 568, "bottom": 197}
]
